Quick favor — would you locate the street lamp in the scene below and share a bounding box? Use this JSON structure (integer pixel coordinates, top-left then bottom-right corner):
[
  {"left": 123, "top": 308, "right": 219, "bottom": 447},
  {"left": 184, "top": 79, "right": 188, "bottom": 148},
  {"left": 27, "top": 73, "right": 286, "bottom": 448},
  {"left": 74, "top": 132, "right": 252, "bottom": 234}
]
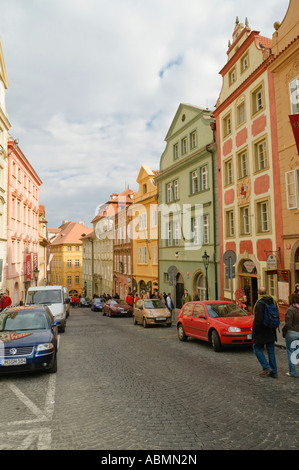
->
[
  {"left": 33, "top": 268, "right": 40, "bottom": 286},
  {"left": 202, "top": 251, "right": 210, "bottom": 300}
]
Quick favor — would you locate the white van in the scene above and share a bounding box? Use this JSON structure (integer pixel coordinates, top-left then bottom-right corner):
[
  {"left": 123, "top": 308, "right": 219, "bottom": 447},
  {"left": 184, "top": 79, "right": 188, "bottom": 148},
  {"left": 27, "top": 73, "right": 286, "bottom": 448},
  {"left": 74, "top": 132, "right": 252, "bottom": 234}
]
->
[{"left": 26, "top": 286, "right": 67, "bottom": 332}]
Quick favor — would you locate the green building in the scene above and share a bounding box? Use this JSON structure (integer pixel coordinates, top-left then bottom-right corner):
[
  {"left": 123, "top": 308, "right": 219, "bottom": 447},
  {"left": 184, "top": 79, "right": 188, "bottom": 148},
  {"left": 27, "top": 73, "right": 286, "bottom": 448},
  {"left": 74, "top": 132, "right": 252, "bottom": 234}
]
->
[{"left": 156, "top": 104, "right": 219, "bottom": 308}]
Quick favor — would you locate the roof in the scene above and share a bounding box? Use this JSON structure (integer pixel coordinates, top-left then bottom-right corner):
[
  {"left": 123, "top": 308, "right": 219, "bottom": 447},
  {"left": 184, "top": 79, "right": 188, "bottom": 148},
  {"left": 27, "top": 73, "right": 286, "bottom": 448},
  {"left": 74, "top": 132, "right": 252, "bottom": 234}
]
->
[{"left": 50, "top": 221, "right": 90, "bottom": 246}]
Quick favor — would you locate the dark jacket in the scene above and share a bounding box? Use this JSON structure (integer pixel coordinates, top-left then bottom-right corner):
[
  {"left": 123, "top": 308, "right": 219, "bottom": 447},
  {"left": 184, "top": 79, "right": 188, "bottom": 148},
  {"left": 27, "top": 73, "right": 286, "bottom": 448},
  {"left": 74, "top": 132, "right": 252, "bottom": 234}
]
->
[{"left": 252, "top": 295, "right": 277, "bottom": 344}]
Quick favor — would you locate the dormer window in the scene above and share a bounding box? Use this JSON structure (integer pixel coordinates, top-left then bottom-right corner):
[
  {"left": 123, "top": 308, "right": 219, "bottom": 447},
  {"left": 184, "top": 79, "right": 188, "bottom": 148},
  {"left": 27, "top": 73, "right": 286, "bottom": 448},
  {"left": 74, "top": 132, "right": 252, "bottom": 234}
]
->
[{"left": 241, "top": 53, "right": 249, "bottom": 73}]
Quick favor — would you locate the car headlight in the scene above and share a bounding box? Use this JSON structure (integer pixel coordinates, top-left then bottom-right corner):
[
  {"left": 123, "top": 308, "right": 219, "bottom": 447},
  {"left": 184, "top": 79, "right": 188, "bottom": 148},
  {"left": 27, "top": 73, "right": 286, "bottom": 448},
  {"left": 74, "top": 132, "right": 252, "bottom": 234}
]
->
[
  {"left": 37, "top": 343, "right": 54, "bottom": 352},
  {"left": 228, "top": 326, "right": 241, "bottom": 333}
]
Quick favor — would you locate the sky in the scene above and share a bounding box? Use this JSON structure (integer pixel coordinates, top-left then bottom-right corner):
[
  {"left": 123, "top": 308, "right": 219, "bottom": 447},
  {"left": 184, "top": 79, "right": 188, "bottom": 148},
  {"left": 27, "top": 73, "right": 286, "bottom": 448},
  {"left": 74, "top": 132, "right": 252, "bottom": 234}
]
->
[{"left": 0, "top": 0, "right": 290, "bottom": 229}]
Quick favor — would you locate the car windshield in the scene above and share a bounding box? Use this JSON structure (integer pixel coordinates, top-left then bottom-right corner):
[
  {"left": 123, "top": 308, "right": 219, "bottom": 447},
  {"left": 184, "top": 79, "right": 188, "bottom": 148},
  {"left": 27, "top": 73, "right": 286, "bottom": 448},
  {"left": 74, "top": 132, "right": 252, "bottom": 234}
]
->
[
  {"left": 0, "top": 311, "right": 49, "bottom": 331},
  {"left": 144, "top": 300, "right": 165, "bottom": 309},
  {"left": 111, "top": 300, "right": 121, "bottom": 305},
  {"left": 206, "top": 304, "right": 248, "bottom": 318},
  {"left": 27, "top": 289, "right": 62, "bottom": 305},
  {"left": 94, "top": 298, "right": 104, "bottom": 303}
]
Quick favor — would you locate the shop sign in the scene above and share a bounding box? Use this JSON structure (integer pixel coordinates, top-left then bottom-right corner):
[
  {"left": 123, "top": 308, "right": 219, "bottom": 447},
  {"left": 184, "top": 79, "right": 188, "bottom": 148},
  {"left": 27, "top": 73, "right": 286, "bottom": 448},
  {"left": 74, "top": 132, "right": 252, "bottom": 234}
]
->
[
  {"left": 267, "top": 254, "right": 277, "bottom": 269},
  {"left": 243, "top": 261, "right": 255, "bottom": 273}
]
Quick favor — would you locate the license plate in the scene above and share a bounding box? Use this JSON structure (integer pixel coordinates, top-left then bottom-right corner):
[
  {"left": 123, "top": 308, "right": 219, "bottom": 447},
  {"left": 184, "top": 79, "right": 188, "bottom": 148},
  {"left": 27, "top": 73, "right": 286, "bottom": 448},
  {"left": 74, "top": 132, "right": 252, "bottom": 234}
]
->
[
  {"left": 156, "top": 317, "right": 166, "bottom": 321},
  {"left": 121, "top": 310, "right": 127, "bottom": 313},
  {"left": 247, "top": 334, "right": 252, "bottom": 340},
  {"left": 0, "top": 358, "right": 27, "bottom": 366}
]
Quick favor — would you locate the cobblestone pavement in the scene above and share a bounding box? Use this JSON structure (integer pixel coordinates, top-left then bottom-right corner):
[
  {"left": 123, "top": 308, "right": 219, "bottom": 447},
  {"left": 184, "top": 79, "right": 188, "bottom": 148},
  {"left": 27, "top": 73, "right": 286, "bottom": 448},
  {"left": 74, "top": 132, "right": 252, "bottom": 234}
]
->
[{"left": 0, "top": 307, "right": 298, "bottom": 451}]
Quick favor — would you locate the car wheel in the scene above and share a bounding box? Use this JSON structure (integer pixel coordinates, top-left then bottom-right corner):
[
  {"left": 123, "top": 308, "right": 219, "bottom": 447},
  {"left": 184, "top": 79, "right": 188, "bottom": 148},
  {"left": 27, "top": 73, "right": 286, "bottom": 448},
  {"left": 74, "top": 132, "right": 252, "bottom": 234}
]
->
[
  {"left": 211, "top": 330, "right": 222, "bottom": 352},
  {"left": 48, "top": 353, "right": 57, "bottom": 373},
  {"left": 177, "top": 323, "right": 187, "bottom": 341},
  {"left": 143, "top": 317, "right": 148, "bottom": 328}
]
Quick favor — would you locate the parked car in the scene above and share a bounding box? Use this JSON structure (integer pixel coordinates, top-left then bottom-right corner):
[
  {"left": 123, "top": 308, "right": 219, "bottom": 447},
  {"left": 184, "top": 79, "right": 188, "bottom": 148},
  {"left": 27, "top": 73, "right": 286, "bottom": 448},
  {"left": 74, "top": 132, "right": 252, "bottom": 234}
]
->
[
  {"left": 80, "top": 297, "right": 92, "bottom": 308},
  {"left": 177, "top": 301, "right": 253, "bottom": 352},
  {"left": 0, "top": 306, "right": 59, "bottom": 373},
  {"left": 133, "top": 299, "right": 172, "bottom": 328},
  {"left": 91, "top": 297, "right": 105, "bottom": 311},
  {"left": 103, "top": 299, "right": 133, "bottom": 317},
  {"left": 26, "top": 285, "right": 67, "bottom": 333}
]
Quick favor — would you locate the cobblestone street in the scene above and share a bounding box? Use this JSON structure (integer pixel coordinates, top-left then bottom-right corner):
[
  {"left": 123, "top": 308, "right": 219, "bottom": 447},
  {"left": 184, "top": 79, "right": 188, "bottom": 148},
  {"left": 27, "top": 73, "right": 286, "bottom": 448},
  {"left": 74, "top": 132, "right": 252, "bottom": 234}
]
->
[{"left": 0, "top": 307, "right": 298, "bottom": 451}]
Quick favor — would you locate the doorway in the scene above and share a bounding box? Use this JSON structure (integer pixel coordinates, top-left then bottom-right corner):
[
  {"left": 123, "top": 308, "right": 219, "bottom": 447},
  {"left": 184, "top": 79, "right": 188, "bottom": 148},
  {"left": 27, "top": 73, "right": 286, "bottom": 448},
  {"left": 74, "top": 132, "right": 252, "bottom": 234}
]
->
[
  {"left": 241, "top": 276, "right": 258, "bottom": 312},
  {"left": 175, "top": 272, "right": 184, "bottom": 309}
]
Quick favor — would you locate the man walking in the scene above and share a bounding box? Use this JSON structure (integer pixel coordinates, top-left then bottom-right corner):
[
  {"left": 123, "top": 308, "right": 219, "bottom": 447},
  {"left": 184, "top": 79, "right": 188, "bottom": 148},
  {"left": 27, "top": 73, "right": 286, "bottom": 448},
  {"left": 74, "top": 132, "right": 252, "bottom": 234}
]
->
[{"left": 252, "top": 286, "right": 279, "bottom": 378}]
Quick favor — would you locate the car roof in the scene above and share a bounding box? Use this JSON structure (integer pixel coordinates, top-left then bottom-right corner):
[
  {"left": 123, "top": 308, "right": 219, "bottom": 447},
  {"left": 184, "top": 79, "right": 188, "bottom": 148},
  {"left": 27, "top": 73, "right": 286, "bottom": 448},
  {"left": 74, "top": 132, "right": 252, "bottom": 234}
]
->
[{"left": 2, "top": 306, "right": 51, "bottom": 314}]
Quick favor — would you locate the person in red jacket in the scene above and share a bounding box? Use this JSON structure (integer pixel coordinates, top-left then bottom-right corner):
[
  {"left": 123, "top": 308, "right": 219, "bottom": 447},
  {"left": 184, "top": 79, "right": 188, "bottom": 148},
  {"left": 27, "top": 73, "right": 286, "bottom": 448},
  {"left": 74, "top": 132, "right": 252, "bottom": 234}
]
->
[{"left": 0, "top": 291, "right": 12, "bottom": 311}]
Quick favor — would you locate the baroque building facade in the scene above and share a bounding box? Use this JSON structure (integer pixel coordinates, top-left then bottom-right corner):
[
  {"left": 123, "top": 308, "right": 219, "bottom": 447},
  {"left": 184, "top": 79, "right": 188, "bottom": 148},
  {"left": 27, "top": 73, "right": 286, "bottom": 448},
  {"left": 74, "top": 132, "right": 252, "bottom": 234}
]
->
[
  {"left": 156, "top": 104, "right": 218, "bottom": 308},
  {"left": 213, "top": 17, "right": 283, "bottom": 312}
]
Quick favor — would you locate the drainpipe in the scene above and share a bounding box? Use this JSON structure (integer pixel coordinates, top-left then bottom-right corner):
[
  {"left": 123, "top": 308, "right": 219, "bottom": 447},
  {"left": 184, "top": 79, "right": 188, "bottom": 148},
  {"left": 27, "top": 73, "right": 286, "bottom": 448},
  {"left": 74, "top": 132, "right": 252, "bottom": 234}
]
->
[{"left": 206, "top": 120, "right": 218, "bottom": 300}]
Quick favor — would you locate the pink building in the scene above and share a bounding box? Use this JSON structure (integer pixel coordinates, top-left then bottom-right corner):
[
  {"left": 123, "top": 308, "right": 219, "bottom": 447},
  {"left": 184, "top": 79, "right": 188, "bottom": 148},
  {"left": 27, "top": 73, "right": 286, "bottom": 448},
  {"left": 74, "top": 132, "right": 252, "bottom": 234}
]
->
[{"left": 6, "top": 136, "right": 42, "bottom": 304}]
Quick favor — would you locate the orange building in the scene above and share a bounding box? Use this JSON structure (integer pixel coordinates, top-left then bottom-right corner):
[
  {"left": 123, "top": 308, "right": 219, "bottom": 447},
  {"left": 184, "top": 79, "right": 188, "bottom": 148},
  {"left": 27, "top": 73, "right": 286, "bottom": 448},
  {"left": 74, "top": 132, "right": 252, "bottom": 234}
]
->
[
  {"left": 213, "top": 17, "right": 283, "bottom": 312},
  {"left": 268, "top": 0, "right": 299, "bottom": 315}
]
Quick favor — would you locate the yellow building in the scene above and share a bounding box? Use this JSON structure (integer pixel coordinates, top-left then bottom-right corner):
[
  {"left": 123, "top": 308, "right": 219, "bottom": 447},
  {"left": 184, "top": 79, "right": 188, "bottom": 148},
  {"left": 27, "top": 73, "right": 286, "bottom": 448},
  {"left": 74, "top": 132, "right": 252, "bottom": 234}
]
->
[
  {"left": 50, "top": 221, "right": 90, "bottom": 296},
  {"left": 269, "top": 0, "right": 299, "bottom": 314},
  {"left": 131, "top": 166, "right": 159, "bottom": 297}
]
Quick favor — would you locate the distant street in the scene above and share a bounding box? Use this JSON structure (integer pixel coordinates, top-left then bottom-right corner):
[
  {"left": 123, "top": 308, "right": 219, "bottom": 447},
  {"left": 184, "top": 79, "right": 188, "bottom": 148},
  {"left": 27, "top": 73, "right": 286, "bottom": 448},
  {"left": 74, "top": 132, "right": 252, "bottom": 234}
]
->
[{"left": 0, "top": 307, "right": 298, "bottom": 451}]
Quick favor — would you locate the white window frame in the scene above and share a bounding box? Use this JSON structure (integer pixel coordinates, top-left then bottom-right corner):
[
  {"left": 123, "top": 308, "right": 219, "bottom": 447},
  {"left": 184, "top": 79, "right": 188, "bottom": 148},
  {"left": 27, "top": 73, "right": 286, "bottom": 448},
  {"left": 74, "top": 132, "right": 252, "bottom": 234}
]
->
[{"left": 286, "top": 169, "right": 299, "bottom": 209}]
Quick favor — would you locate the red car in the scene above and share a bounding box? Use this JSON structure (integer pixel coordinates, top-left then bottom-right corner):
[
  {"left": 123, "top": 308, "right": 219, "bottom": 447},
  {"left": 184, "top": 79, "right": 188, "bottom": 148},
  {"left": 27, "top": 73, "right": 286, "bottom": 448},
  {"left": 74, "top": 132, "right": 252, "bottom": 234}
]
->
[
  {"left": 177, "top": 301, "right": 253, "bottom": 352},
  {"left": 103, "top": 299, "right": 133, "bottom": 317}
]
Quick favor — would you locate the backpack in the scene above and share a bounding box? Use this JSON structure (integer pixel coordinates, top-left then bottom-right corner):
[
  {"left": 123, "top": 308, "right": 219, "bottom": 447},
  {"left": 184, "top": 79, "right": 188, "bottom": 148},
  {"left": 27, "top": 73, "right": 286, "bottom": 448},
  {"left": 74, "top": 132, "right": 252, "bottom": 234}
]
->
[{"left": 261, "top": 300, "right": 280, "bottom": 329}]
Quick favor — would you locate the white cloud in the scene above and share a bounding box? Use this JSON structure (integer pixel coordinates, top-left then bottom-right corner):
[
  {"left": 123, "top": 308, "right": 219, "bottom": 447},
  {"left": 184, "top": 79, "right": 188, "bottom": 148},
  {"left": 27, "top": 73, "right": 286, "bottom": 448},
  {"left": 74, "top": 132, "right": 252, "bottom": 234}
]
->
[{"left": 0, "top": 0, "right": 290, "bottom": 227}]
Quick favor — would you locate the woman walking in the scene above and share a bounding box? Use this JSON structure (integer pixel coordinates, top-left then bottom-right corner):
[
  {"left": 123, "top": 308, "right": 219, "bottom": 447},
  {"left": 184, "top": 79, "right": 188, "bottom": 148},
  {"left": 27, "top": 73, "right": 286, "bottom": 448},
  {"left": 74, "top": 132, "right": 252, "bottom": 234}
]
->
[{"left": 283, "top": 293, "right": 299, "bottom": 378}]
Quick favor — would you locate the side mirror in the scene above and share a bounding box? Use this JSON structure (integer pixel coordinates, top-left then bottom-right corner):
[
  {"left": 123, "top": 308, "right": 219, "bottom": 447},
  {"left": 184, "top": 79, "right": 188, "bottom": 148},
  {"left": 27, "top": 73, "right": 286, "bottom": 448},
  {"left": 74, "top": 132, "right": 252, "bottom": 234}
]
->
[{"left": 198, "top": 314, "right": 206, "bottom": 319}]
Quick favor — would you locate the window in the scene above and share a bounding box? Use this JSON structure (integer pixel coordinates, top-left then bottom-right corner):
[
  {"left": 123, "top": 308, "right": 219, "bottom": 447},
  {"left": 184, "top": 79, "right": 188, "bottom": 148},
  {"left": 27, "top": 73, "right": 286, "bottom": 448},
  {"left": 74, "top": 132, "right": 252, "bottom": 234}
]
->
[
  {"left": 201, "top": 165, "right": 208, "bottom": 190},
  {"left": 173, "top": 220, "right": 180, "bottom": 246},
  {"left": 75, "top": 259, "right": 80, "bottom": 267},
  {"left": 223, "top": 113, "right": 232, "bottom": 137},
  {"left": 286, "top": 169, "right": 299, "bottom": 209},
  {"left": 203, "top": 215, "right": 210, "bottom": 244},
  {"left": 143, "top": 184, "right": 147, "bottom": 194},
  {"left": 190, "top": 131, "right": 197, "bottom": 149},
  {"left": 257, "top": 200, "right": 270, "bottom": 233},
  {"left": 75, "top": 276, "right": 80, "bottom": 284},
  {"left": 67, "top": 260, "right": 72, "bottom": 267},
  {"left": 67, "top": 276, "right": 72, "bottom": 285},
  {"left": 254, "top": 138, "right": 268, "bottom": 172},
  {"left": 173, "top": 143, "right": 179, "bottom": 160},
  {"left": 241, "top": 53, "right": 249, "bottom": 73},
  {"left": 166, "top": 182, "right": 173, "bottom": 203},
  {"left": 138, "top": 247, "right": 142, "bottom": 264},
  {"left": 67, "top": 246, "right": 72, "bottom": 252},
  {"left": 226, "top": 210, "right": 235, "bottom": 237},
  {"left": 173, "top": 179, "right": 179, "bottom": 200},
  {"left": 166, "top": 222, "right": 172, "bottom": 247},
  {"left": 252, "top": 84, "right": 264, "bottom": 115},
  {"left": 237, "top": 149, "right": 248, "bottom": 179},
  {"left": 191, "top": 217, "right": 200, "bottom": 245},
  {"left": 240, "top": 206, "right": 250, "bottom": 235},
  {"left": 181, "top": 137, "right": 187, "bottom": 155},
  {"left": 229, "top": 68, "right": 237, "bottom": 86},
  {"left": 290, "top": 77, "right": 299, "bottom": 114},
  {"left": 224, "top": 159, "right": 233, "bottom": 186},
  {"left": 191, "top": 170, "right": 198, "bottom": 194},
  {"left": 237, "top": 101, "right": 246, "bottom": 126}
]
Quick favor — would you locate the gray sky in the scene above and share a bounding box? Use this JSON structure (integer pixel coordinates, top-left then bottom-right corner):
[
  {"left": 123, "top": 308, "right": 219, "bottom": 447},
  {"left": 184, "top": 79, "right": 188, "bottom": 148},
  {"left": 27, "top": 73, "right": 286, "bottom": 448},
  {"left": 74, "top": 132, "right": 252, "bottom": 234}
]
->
[{"left": 0, "top": 0, "right": 290, "bottom": 228}]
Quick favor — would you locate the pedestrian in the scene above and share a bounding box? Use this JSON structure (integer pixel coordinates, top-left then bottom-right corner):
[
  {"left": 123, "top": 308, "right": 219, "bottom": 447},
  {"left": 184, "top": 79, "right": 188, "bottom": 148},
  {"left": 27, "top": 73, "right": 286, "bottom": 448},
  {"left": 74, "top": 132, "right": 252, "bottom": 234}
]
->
[
  {"left": 71, "top": 295, "right": 76, "bottom": 308},
  {"left": 252, "top": 286, "right": 279, "bottom": 378},
  {"left": 282, "top": 293, "right": 299, "bottom": 378},
  {"left": 192, "top": 292, "right": 199, "bottom": 301},
  {"left": 126, "top": 292, "right": 133, "bottom": 307},
  {"left": 166, "top": 293, "right": 174, "bottom": 319},
  {"left": 181, "top": 289, "right": 192, "bottom": 305},
  {"left": 0, "top": 291, "right": 12, "bottom": 311},
  {"left": 294, "top": 283, "right": 299, "bottom": 294}
]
